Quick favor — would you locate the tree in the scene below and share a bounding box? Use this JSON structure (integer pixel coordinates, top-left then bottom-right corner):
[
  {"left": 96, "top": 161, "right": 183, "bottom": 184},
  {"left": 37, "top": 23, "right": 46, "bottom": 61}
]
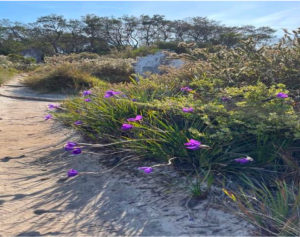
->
[
  {"left": 138, "top": 15, "right": 166, "bottom": 46},
  {"left": 122, "top": 15, "right": 140, "bottom": 48},
  {"left": 0, "top": 13, "right": 278, "bottom": 56},
  {"left": 82, "top": 14, "right": 109, "bottom": 53},
  {"left": 60, "top": 19, "right": 87, "bottom": 53},
  {"left": 238, "top": 25, "right": 276, "bottom": 45},
  {"left": 33, "top": 14, "right": 66, "bottom": 53}
]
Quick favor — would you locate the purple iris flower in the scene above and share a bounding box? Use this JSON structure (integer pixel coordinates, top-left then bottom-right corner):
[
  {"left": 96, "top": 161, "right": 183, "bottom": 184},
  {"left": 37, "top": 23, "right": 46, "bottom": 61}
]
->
[
  {"left": 72, "top": 148, "right": 82, "bottom": 155},
  {"left": 83, "top": 90, "right": 92, "bottom": 96},
  {"left": 44, "top": 114, "right": 52, "bottom": 120},
  {"left": 85, "top": 98, "right": 92, "bottom": 102},
  {"left": 181, "top": 87, "right": 193, "bottom": 92},
  {"left": 277, "top": 92, "right": 288, "bottom": 98},
  {"left": 121, "top": 124, "right": 133, "bottom": 130},
  {"left": 138, "top": 167, "right": 153, "bottom": 174},
  {"left": 235, "top": 156, "right": 253, "bottom": 164},
  {"left": 104, "top": 90, "right": 121, "bottom": 98},
  {"left": 48, "top": 104, "right": 59, "bottom": 109},
  {"left": 184, "top": 139, "right": 201, "bottom": 150},
  {"left": 182, "top": 107, "right": 194, "bottom": 113},
  {"left": 74, "top": 121, "right": 83, "bottom": 125},
  {"left": 221, "top": 97, "right": 229, "bottom": 101},
  {"left": 127, "top": 115, "right": 143, "bottom": 122},
  {"left": 67, "top": 169, "right": 78, "bottom": 177},
  {"left": 64, "top": 142, "right": 77, "bottom": 151}
]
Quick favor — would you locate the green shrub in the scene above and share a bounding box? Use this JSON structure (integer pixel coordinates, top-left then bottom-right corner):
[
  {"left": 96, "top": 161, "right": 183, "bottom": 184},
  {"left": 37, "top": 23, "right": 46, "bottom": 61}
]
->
[
  {"left": 54, "top": 78, "right": 300, "bottom": 179},
  {"left": 0, "top": 55, "right": 13, "bottom": 68},
  {"left": 108, "top": 46, "right": 159, "bottom": 59},
  {"left": 166, "top": 32, "right": 300, "bottom": 90},
  {"left": 44, "top": 52, "right": 100, "bottom": 64},
  {"left": 78, "top": 58, "right": 134, "bottom": 83},
  {"left": 155, "top": 41, "right": 189, "bottom": 54},
  {"left": 26, "top": 55, "right": 135, "bottom": 91},
  {"left": 5, "top": 54, "right": 38, "bottom": 71},
  {"left": 24, "top": 63, "right": 101, "bottom": 92},
  {"left": 7, "top": 54, "right": 36, "bottom": 64}
]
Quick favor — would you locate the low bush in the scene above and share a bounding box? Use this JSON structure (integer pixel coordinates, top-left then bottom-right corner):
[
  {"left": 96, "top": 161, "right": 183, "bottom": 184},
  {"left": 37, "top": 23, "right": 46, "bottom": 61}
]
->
[
  {"left": 56, "top": 80, "right": 299, "bottom": 176},
  {"left": 77, "top": 58, "right": 135, "bottom": 83},
  {"left": 108, "top": 46, "right": 159, "bottom": 59},
  {"left": 0, "top": 55, "right": 13, "bottom": 68},
  {"left": 0, "top": 66, "right": 17, "bottom": 85},
  {"left": 24, "top": 63, "right": 101, "bottom": 92},
  {"left": 26, "top": 55, "right": 135, "bottom": 91},
  {"left": 44, "top": 52, "right": 101, "bottom": 64},
  {"left": 155, "top": 41, "right": 189, "bottom": 54}
]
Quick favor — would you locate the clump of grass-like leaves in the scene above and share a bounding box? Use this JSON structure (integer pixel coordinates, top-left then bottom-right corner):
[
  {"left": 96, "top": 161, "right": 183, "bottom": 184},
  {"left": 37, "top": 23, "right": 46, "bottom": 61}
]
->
[{"left": 223, "top": 179, "right": 300, "bottom": 236}]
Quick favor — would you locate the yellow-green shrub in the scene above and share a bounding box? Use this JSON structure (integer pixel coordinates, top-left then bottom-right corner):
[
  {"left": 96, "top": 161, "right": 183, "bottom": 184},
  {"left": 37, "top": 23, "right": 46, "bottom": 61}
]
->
[{"left": 24, "top": 63, "right": 100, "bottom": 92}]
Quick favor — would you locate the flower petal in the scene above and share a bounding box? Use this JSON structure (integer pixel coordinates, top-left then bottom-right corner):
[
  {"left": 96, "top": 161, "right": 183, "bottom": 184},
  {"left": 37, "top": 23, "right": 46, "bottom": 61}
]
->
[{"left": 67, "top": 169, "right": 78, "bottom": 177}]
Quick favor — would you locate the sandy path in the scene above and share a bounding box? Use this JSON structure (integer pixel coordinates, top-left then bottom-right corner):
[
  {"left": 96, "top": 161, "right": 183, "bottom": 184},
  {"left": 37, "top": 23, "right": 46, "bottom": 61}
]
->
[{"left": 0, "top": 75, "right": 251, "bottom": 236}]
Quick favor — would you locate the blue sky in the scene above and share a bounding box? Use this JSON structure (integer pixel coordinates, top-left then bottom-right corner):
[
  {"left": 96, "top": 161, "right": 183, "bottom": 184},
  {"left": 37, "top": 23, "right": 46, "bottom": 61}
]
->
[{"left": 0, "top": 1, "right": 300, "bottom": 36}]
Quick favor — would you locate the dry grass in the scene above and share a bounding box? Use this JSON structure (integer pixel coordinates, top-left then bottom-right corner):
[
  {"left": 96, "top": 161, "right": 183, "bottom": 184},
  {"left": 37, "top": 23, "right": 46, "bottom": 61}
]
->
[
  {"left": 0, "top": 66, "right": 17, "bottom": 85},
  {"left": 24, "top": 63, "right": 100, "bottom": 93}
]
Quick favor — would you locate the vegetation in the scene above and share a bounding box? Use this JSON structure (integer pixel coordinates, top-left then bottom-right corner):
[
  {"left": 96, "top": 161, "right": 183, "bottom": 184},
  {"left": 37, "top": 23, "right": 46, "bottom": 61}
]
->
[
  {"left": 23, "top": 64, "right": 100, "bottom": 92},
  {"left": 0, "top": 66, "right": 16, "bottom": 84},
  {"left": 24, "top": 53, "right": 135, "bottom": 92},
  {"left": 1, "top": 11, "right": 297, "bottom": 234},
  {"left": 40, "top": 30, "right": 299, "bottom": 236},
  {"left": 1, "top": 10, "right": 299, "bottom": 236},
  {"left": 0, "top": 14, "right": 276, "bottom": 56},
  {"left": 0, "top": 55, "right": 20, "bottom": 84}
]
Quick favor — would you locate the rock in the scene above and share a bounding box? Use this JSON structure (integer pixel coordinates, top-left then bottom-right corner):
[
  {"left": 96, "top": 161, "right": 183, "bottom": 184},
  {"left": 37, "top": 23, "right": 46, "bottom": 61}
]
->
[
  {"left": 21, "top": 49, "right": 44, "bottom": 63},
  {"left": 133, "top": 51, "right": 184, "bottom": 80}
]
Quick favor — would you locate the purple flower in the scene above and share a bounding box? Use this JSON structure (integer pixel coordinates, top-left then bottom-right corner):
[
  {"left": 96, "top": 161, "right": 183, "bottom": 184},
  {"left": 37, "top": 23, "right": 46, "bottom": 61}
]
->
[
  {"left": 85, "top": 98, "right": 92, "bottom": 102},
  {"left": 72, "top": 148, "right": 82, "bottom": 155},
  {"left": 127, "top": 115, "right": 143, "bottom": 122},
  {"left": 48, "top": 104, "right": 59, "bottom": 109},
  {"left": 235, "top": 156, "right": 253, "bottom": 164},
  {"left": 44, "top": 114, "right": 52, "bottom": 120},
  {"left": 277, "top": 92, "right": 288, "bottom": 98},
  {"left": 67, "top": 169, "right": 78, "bottom": 177},
  {"left": 182, "top": 107, "right": 194, "bottom": 113},
  {"left": 82, "top": 90, "right": 92, "bottom": 96},
  {"left": 121, "top": 124, "right": 133, "bottom": 130},
  {"left": 181, "top": 87, "right": 193, "bottom": 92},
  {"left": 104, "top": 90, "right": 121, "bottom": 98},
  {"left": 75, "top": 110, "right": 80, "bottom": 113},
  {"left": 131, "top": 98, "right": 138, "bottom": 102},
  {"left": 74, "top": 121, "right": 83, "bottom": 125},
  {"left": 64, "top": 142, "right": 77, "bottom": 151},
  {"left": 221, "top": 97, "right": 229, "bottom": 101},
  {"left": 184, "top": 139, "right": 201, "bottom": 150},
  {"left": 138, "top": 167, "right": 153, "bottom": 174}
]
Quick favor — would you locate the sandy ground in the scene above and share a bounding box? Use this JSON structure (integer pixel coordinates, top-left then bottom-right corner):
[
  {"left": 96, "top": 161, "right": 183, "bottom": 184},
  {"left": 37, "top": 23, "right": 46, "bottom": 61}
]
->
[{"left": 0, "top": 75, "right": 252, "bottom": 236}]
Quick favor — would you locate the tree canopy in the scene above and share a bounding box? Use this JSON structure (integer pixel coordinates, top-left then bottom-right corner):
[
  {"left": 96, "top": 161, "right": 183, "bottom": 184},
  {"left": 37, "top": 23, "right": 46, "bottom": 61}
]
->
[{"left": 0, "top": 14, "right": 277, "bottom": 55}]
